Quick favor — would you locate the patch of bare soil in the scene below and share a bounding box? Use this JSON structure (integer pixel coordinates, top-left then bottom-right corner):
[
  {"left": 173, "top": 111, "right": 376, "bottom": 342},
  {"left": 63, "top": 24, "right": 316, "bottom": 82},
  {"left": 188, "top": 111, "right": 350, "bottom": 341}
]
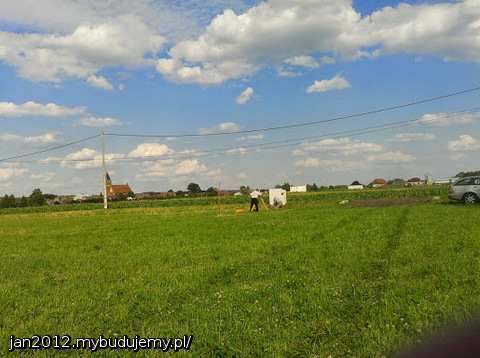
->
[{"left": 347, "top": 197, "right": 433, "bottom": 207}]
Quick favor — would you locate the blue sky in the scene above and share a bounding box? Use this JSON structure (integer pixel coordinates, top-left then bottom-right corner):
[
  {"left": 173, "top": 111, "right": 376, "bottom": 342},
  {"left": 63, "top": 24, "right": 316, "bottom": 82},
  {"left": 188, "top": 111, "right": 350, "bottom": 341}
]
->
[{"left": 1, "top": 0, "right": 480, "bottom": 196}]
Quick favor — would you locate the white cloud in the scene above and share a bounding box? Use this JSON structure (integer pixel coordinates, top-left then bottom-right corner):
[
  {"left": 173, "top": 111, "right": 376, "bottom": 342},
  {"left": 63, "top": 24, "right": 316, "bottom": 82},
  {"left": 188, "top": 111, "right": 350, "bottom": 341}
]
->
[
  {"left": 199, "top": 121, "right": 243, "bottom": 134},
  {"left": 0, "top": 101, "right": 85, "bottom": 117},
  {"left": 2, "top": 1, "right": 480, "bottom": 86},
  {"left": 236, "top": 87, "right": 254, "bottom": 104},
  {"left": 284, "top": 55, "right": 319, "bottom": 68},
  {"left": 306, "top": 74, "right": 350, "bottom": 93},
  {"left": 61, "top": 147, "right": 125, "bottom": 169},
  {"left": 366, "top": 151, "right": 416, "bottom": 163},
  {"left": 155, "top": 0, "right": 480, "bottom": 84},
  {"left": 420, "top": 111, "right": 479, "bottom": 126},
  {"left": 0, "top": 167, "right": 29, "bottom": 181},
  {"left": 0, "top": 131, "right": 62, "bottom": 145},
  {"left": 236, "top": 134, "right": 264, "bottom": 142},
  {"left": 76, "top": 116, "right": 123, "bottom": 126},
  {"left": 137, "top": 158, "right": 221, "bottom": 179},
  {"left": 235, "top": 172, "right": 247, "bottom": 179},
  {"left": 30, "top": 172, "right": 55, "bottom": 181},
  {"left": 0, "top": 14, "right": 166, "bottom": 83},
  {"left": 447, "top": 134, "right": 480, "bottom": 152},
  {"left": 87, "top": 74, "right": 114, "bottom": 89},
  {"left": 128, "top": 142, "right": 175, "bottom": 157},
  {"left": 294, "top": 157, "right": 320, "bottom": 167},
  {"left": 309, "top": 159, "right": 368, "bottom": 172},
  {"left": 391, "top": 132, "right": 436, "bottom": 142},
  {"left": 227, "top": 147, "right": 247, "bottom": 154},
  {"left": 294, "top": 137, "right": 383, "bottom": 156}
]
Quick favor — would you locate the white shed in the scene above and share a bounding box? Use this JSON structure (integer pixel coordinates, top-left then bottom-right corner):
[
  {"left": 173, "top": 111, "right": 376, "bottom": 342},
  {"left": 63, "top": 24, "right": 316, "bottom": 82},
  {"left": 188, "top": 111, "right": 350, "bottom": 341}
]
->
[{"left": 269, "top": 189, "right": 287, "bottom": 206}]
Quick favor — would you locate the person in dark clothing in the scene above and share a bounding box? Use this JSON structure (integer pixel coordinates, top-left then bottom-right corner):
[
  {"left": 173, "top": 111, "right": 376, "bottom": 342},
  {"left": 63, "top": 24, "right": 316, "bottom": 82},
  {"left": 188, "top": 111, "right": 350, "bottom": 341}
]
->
[{"left": 250, "top": 189, "right": 261, "bottom": 212}]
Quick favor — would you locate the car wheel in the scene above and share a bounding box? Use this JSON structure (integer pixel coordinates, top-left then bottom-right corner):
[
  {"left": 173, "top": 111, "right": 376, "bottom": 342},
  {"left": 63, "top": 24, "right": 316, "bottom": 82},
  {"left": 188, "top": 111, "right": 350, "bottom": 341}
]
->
[{"left": 463, "top": 193, "right": 477, "bottom": 204}]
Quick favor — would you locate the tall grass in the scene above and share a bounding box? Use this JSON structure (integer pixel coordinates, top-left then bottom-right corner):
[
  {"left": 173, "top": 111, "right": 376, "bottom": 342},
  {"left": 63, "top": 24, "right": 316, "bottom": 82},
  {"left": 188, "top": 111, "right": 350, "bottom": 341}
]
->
[{"left": 1, "top": 198, "right": 478, "bottom": 357}]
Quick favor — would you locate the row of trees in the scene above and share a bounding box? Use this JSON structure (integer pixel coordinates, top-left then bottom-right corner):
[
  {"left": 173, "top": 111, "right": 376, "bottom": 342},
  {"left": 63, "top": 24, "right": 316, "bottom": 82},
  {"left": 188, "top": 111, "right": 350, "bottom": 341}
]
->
[{"left": 0, "top": 189, "right": 47, "bottom": 208}]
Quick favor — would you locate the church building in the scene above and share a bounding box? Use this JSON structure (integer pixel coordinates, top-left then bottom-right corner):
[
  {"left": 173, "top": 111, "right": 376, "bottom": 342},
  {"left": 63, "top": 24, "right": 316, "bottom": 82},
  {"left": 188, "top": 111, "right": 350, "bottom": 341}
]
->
[{"left": 105, "top": 172, "right": 133, "bottom": 198}]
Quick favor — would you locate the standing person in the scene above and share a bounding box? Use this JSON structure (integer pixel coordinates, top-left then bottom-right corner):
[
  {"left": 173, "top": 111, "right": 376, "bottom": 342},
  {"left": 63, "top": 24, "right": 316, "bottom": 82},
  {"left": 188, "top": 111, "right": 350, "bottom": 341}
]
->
[{"left": 250, "top": 189, "right": 262, "bottom": 212}]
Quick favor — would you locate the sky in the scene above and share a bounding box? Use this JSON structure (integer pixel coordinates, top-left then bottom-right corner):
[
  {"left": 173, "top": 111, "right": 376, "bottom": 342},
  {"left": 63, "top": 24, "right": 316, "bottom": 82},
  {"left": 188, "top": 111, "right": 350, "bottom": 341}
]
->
[{"left": 1, "top": 0, "right": 480, "bottom": 196}]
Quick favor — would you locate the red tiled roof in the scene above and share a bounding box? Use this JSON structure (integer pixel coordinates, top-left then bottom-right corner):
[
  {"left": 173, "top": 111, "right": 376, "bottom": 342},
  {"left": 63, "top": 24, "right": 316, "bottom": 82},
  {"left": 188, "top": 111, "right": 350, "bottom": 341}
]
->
[
  {"left": 372, "top": 178, "right": 387, "bottom": 185},
  {"left": 111, "top": 184, "right": 132, "bottom": 194}
]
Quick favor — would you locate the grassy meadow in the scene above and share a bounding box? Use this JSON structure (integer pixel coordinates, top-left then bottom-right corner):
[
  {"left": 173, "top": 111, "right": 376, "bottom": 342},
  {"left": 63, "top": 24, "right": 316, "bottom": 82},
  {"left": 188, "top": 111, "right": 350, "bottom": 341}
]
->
[{"left": 1, "top": 191, "right": 480, "bottom": 357}]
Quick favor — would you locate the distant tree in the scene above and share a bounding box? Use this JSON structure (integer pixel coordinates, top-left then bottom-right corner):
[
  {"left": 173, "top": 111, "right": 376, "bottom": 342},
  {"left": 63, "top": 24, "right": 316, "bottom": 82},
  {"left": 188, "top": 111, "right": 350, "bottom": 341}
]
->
[
  {"left": 187, "top": 182, "right": 202, "bottom": 194},
  {"left": 275, "top": 182, "right": 291, "bottom": 191},
  {"left": 20, "top": 196, "right": 28, "bottom": 207},
  {"left": 168, "top": 189, "right": 174, "bottom": 193},
  {"left": 388, "top": 178, "right": 406, "bottom": 187},
  {"left": 29, "top": 189, "right": 46, "bottom": 206},
  {"left": 44, "top": 193, "right": 56, "bottom": 199},
  {"left": 1, "top": 194, "right": 11, "bottom": 208},
  {"left": 307, "top": 183, "right": 318, "bottom": 192},
  {"left": 126, "top": 191, "right": 135, "bottom": 198},
  {"left": 118, "top": 193, "right": 127, "bottom": 201},
  {"left": 205, "top": 187, "right": 218, "bottom": 196},
  {"left": 240, "top": 186, "right": 250, "bottom": 195},
  {"left": 175, "top": 190, "right": 184, "bottom": 197},
  {"left": 9, "top": 194, "right": 16, "bottom": 207},
  {"left": 455, "top": 170, "right": 480, "bottom": 177}
]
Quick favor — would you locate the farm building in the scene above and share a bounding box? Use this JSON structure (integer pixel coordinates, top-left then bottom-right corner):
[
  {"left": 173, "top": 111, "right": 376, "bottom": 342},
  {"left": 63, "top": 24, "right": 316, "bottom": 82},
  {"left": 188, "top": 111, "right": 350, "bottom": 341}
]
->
[
  {"left": 371, "top": 178, "right": 387, "bottom": 188},
  {"left": 348, "top": 181, "right": 364, "bottom": 190},
  {"left": 105, "top": 172, "right": 133, "bottom": 198},
  {"left": 290, "top": 185, "right": 307, "bottom": 193},
  {"left": 407, "top": 177, "right": 423, "bottom": 185}
]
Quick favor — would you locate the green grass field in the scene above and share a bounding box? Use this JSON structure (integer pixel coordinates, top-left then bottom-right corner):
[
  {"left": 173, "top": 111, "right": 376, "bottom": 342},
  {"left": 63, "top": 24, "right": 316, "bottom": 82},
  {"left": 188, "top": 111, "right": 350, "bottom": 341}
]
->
[{"left": 1, "top": 193, "right": 479, "bottom": 357}]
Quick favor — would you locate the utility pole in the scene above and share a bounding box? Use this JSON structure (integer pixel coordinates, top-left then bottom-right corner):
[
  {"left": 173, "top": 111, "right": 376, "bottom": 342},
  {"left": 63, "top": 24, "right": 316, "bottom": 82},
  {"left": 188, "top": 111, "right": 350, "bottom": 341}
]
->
[{"left": 101, "top": 130, "right": 108, "bottom": 209}]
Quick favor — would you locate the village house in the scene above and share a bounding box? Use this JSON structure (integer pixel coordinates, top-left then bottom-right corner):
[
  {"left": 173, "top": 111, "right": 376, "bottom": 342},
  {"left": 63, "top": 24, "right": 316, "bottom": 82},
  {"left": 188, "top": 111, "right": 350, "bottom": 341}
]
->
[
  {"left": 371, "top": 178, "right": 387, "bottom": 188},
  {"left": 105, "top": 172, "right": 133, "bottom": 199}
]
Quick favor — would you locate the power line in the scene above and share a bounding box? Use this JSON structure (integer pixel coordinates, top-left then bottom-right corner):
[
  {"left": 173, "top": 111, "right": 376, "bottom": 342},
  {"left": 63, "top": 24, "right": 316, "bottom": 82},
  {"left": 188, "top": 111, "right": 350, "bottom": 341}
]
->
[
  {"left": 1, "top": 86, "right": 479, "bottom": 165},
  {"left": 0, "top": 134, "right": 100, "bottom": 162},
  {"left": 105, "top": 86, "right": 480, "bottom": 138},
  {"left": 7, "top": 107, "right": 480, "bottom": 165}
]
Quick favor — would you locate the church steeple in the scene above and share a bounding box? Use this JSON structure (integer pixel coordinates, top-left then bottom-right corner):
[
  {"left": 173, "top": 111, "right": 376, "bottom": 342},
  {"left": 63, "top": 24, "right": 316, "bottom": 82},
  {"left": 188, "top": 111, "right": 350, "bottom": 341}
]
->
[{"left": 106, "top": 172, "right": 112, "bottom": 185}]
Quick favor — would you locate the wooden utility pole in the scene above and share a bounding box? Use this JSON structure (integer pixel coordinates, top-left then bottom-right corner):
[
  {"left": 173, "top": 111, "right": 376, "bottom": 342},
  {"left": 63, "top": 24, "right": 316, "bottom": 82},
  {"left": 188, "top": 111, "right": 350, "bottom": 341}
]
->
[
  {"left": 101, "top": 130, "right": 108, "bottom": 209},
  {"left": 217, "top": 182, "right": 221, "bottom": 216}
]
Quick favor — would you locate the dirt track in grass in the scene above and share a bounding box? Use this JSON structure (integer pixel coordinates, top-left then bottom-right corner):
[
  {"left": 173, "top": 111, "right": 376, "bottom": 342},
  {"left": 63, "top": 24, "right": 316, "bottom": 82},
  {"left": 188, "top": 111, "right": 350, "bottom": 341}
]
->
[{"left": 347, "top": 196, "right": 434, "bottom": 207}]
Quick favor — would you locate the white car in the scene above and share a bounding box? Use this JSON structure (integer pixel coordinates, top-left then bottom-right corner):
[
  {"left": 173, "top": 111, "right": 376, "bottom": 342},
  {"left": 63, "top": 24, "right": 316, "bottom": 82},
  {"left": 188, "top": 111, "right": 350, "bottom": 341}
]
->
[{"left": 448, "top": 176, "right": 480, "bottom": 204}]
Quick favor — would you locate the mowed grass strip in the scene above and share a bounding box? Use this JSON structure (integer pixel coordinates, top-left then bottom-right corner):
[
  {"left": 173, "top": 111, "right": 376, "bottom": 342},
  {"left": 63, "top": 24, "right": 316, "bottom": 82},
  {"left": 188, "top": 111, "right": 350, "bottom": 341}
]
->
[{"left": 1, "top": 201, "right": 479, "bottom": 357}]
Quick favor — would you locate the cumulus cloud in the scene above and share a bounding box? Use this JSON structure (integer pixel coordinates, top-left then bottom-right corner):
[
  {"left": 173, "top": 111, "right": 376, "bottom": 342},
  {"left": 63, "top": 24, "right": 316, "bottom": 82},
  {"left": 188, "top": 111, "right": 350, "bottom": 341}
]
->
[
  {"left": 128, "top": 142, "right": 175, "bottom": 157},
  {"left": 391, "top": 132, "right": 436, "bottom": 142},
  {"left": 1, "top": 1, "right": 480, "bottom": 86},
  {"left": 420, "top": 111, "right": 479, "bottom": 126},
  {"left": 284, "top": 55, "right": 319, "bottom": 68},
  {"left": 0, "top": 101, "right": 85, "bottom": 117},
  {"left": 294, "top": 157, "right": 320, "bottom": 167},
  {"left": 236, "top": 87, "right": 254, "bottom": 104},
  {"left": 294, "top": 137, "right": 383, "bottom": 156},
  {"left": 227, "top": 147, "right": 247, "bottom": 155},
  {"left": 306, "top": 74, "right": 350, "bottom": 93},
  {"left": 236, "top": 134, "right": 264, "bottom": 142},
  {"left": 304, "top": 159, "right": 368, "bottom": 172},
  {"left": 199, "top": 121, "right": 243, "bottom": 134},
  {"left": 155, "top": 0, "right": 480, "bottom": 84},
  {"left": 137, "top": 158, "right": 221, "bottom": 179},
  {"left": 0, "top": 167, "right": 29, "bottom": 181},
  {"left": 365, "top": 151, "right": 416, "bottom": 163},
  {"left": 0, "top": 14, "right": 166, "bottom": 84},
  {"left": 0, "top": 131, "right": 62, "bottom": 145},
  {"left": 76, "top": 116, "right": 123, "bottom": 126},
  {"left": 61, "top": 147, "right": 125, "bottom": 169},
  {"left": 87, "top": 74, "right": 114, "bottom": 89},
  {"left": 448, "top": 134, "right": 480, "bottom": 152}
]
